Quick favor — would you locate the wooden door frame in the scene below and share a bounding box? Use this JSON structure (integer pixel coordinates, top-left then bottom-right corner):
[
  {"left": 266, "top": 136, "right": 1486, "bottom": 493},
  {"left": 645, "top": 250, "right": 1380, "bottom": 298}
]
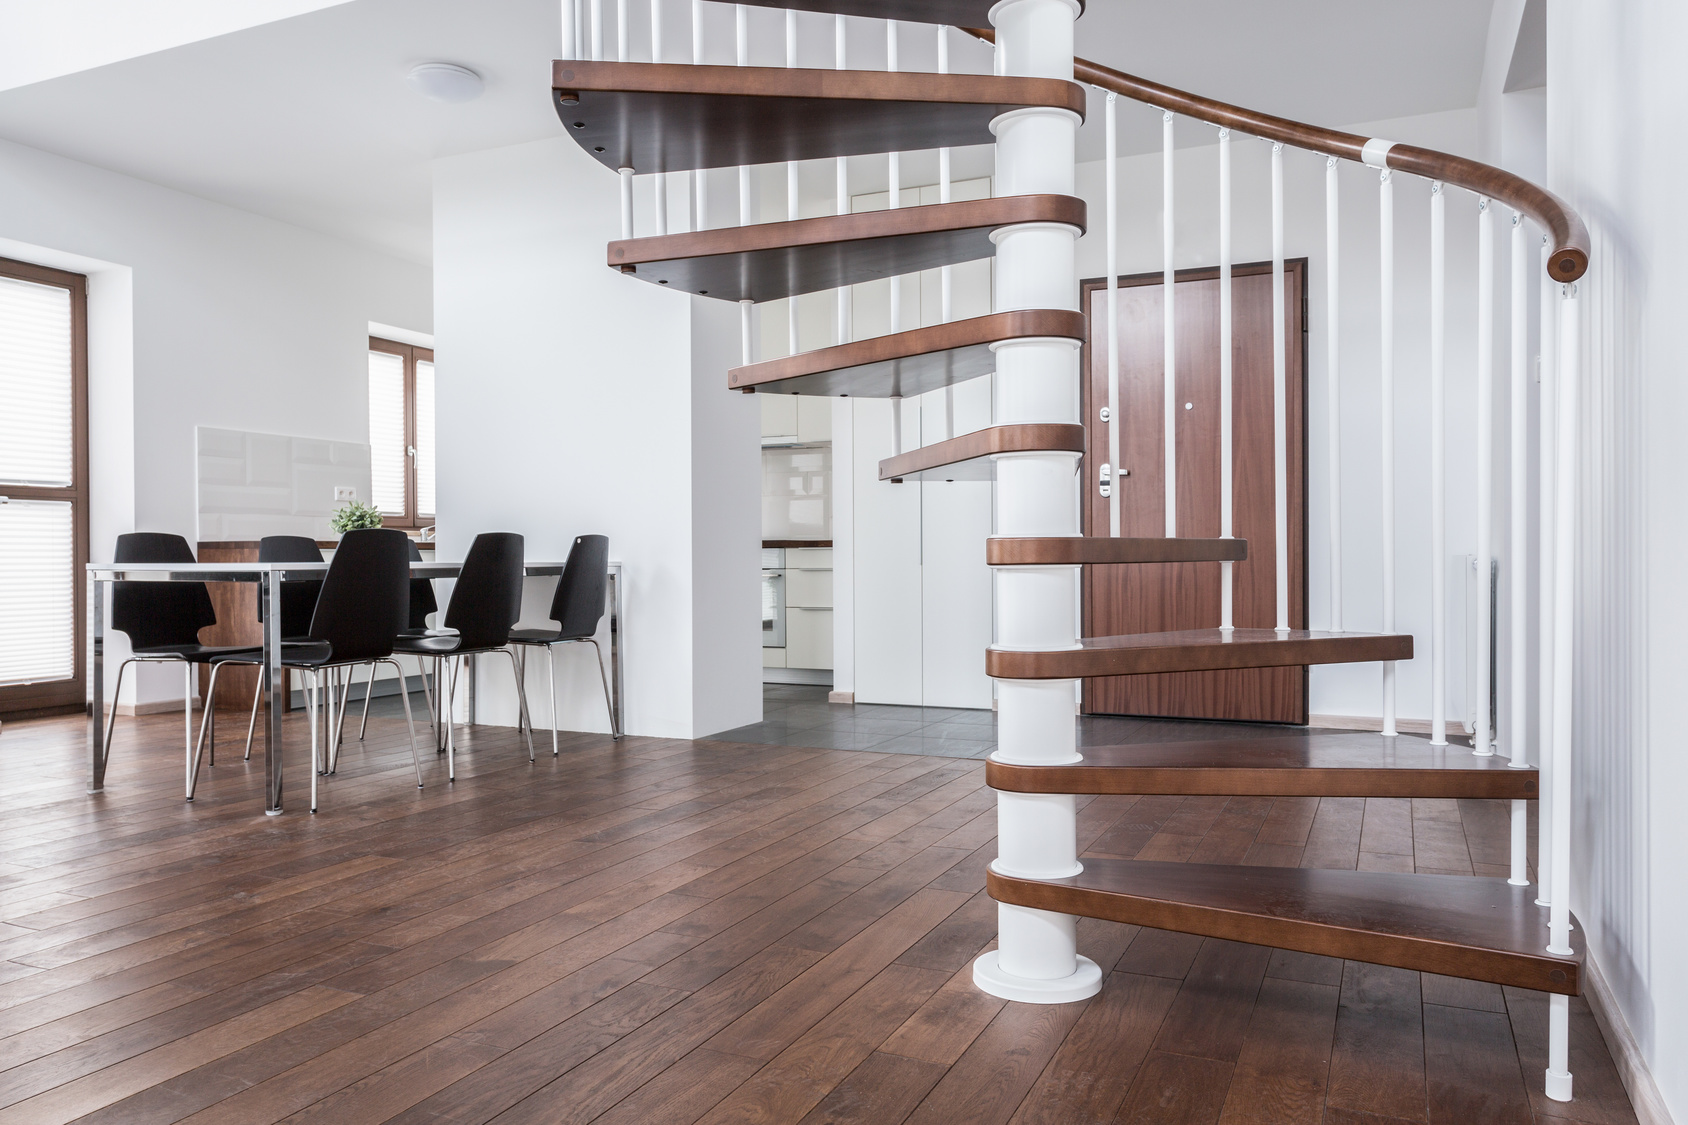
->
[
  {"left": 1077, "top": 258, "right": 1309, "bottom": 721},
  {"left": 0, "top": 256, "right": 90, "bottom": 717}
]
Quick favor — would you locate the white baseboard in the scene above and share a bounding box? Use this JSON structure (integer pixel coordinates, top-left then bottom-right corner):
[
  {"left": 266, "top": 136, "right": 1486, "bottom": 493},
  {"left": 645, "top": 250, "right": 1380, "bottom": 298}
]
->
[
  {"left": 1307, "top": 713, "right": 1440, "bottom": 736},
  {"left": 1585, "top": 952, "right": 1675, "bottom": 1125},
  {"left": 115, "top": 698, "right": 201, "bottom": 716},
  {"left": 826, "top": 691, "right": 854, "bottom": 704}
]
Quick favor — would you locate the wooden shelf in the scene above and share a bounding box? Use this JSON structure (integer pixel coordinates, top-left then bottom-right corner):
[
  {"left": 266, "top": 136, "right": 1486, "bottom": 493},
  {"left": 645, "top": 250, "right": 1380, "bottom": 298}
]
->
[
  {"left": 608, "top": 194, "right": 1085, "bottom": 303},
  {"left": 986, "top": 731, "right": 1538, "bottom": 799},
  {"left": 986, "top": 536, "right": 1248, "bottom": 566},
  {"left": 988, "top": 861, "right": 1581, "bottom": 995},
  {"left": 878, "top": 423, "right": 1084, "bottom": 483},
  {"left": 729, "top": 0, "right": 1082, "bottom": 26},
  {"left": 730, "top": 310, "right": 1085, "bottom": 397},
  {"left": 552, "top": 62, "right": 1086, "bottom": 174},
  {"left": 987, "top": 627, "right": 1413, "bottom": 678}
]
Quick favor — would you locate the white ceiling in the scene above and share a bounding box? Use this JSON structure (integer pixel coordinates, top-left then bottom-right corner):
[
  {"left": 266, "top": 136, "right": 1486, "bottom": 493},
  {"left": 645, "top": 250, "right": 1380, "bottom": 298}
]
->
[{"left": 0, "top": 0, "right": 1494, "bottom": 265}]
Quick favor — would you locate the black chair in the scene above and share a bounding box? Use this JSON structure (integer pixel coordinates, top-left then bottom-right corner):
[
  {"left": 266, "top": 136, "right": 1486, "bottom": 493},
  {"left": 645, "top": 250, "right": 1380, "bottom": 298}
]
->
[
  {"left": 203, "top": 528, "right": 423, "bottom": 811},
  {"left": 207, "top": 535, "right": 326, "bottom": 766},
  {"left": 355, "top": 539, "right": 442, "bottom": 743},
  {"left": 105, "top": 533, "right": 261, "bottom": 794},
  {"left": 394, "top": 532, "right": 531, "bottom": 777},
  {"left": 507, "top": 535, "right": 618, "bottom": 754}
]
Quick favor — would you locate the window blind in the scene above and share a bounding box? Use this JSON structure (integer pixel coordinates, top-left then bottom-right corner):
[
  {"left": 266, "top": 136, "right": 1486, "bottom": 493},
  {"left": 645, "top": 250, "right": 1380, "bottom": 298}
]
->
[
  {"left": 0, "top": 276, "right": 73, "bottom": 488},
  {"left": 368, "top": 350, "right": 406, "bottom": 515},
  {"left": 0, "top": 500, "right": 74, "bottom": 686},
  {"left": 415, "top": 359, "right": 435, "bottom": 519}
]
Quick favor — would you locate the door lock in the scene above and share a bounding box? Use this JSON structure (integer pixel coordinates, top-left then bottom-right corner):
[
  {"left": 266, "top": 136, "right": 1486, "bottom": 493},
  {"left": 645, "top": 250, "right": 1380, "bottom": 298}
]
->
[{"left": 1099, "top": 464, "right": 1112, "bottom": 498}]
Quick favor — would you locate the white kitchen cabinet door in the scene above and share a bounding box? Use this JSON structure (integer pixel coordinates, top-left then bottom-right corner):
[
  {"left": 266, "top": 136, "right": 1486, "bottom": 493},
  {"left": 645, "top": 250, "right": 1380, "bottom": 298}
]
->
[
  {"left": 787, "top": 607, "right": 834, "bottom": 670},
  {"left": 797, "top": 397, "right": 833, "bottom": 444},
  {"left": 786, "top": 567, "right": 833, "bottom": 608},
  {"left": 761, "top": 395, "right": 798, "bottom": 442}
]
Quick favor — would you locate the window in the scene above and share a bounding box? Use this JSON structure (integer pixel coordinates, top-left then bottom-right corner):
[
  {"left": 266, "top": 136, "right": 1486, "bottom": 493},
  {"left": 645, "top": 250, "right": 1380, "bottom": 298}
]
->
[
  {"left": 367, "top": 337, "right": 435, "bottom": 528},
  {"left": 0, "top": 257, "right": 88, "bottom": 715}
]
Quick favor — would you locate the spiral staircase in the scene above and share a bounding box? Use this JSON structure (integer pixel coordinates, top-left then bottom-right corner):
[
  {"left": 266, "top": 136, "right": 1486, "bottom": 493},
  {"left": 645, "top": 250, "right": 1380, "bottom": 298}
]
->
[{"left": 552, "top": 0, "right": 1587, "bottom": 1098}]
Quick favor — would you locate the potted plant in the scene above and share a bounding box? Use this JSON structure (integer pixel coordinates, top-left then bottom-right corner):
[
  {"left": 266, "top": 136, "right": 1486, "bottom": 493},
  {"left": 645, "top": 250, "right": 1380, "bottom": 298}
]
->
[{"left": 330, "top": 501, "right": 385, "bottom": 536}]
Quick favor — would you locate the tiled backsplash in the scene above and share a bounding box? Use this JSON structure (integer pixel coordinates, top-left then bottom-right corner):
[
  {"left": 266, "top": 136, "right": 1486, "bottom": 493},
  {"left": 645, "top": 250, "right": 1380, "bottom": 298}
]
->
[{"left": 196, "top": 426, "right": 372, "bottom": 541}]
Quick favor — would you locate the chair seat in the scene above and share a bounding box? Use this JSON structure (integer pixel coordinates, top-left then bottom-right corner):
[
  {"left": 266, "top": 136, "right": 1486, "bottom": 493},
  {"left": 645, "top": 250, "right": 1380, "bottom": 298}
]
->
[
  {"left": 133, "top": 643, "right": 264, "bottom": 663},
  {"left": 507, "top": 628, "right": 594, "bottom": 645},
  {"left": 393, "top": 632, "right": 511, "bottom": 658},
  {"left": 208, "top": 641, "right": 340, "bottom": 669}
]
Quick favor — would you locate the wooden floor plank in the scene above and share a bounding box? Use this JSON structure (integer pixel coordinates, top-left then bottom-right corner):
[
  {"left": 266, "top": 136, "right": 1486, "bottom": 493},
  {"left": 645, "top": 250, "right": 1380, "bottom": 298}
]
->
[{"left": 0, "top": 707, "right": 1641, "bottom": 1125}]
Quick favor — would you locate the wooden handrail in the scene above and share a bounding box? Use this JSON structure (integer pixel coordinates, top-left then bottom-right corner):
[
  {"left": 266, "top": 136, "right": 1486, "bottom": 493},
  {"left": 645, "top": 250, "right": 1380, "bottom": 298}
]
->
[{"left": 963, "top": 28, "right": 1588, "bottom": 282}]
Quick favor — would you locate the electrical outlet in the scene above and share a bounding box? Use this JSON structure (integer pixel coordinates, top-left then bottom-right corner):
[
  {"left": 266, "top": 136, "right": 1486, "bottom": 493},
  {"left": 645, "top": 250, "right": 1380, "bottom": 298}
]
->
[{"left": 334, "top": 486, "right": 356, "bottom": 502}]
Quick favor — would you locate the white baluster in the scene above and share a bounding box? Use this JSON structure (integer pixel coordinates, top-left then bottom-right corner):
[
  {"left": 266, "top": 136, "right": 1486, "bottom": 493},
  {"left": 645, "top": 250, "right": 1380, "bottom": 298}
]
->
[
  {"left": 1271, "top": 142, "right": 1288, "bottom": 634},
  {"left": 1162, "top": 110, "right": 1176, "bottom": 537},
  {"left": 617, "top": 0, "right": 628, "bottom": 61},
  {"left": 619, "top": 167, "right": 634, "bottom": 239},
  {"left": 1507, "top": 211, "right": 1530, "bottom": 887},
  {"left": 562, "top": 0, "right": 577, "bottom": 60},
  {"left": 787, "top": 9, "right": 799, "bottom": 356},
  {"left": 1325, "top": 155, "right": 1341, "bottom": 631},
  {"left": 655, "top": 171, "right": 668, "bottom": 236},
  {"left": 691, "top": 0, "right": 704, "bottom": 231},
  {"left": 1380, "top": 167, "right": 1397, "bottom": 736},
  {"left": 591, "top": 0, "right": 603, "bottom": 60},
  {"left": 834, "top": 13, "right": 849, "bottom": 348},
  {"left": 741, "top": 300, "right": 754, "bottom": 365},
  {"left": 1536, "top": 237, "right": 1556, "bottom": 905},
  {"left": 1106, "top": 93, "right": 1121, "bottom": 538},
  {"left": 940, "top": 25, "right": 954, "bottom": 438},
  {"left": 736, "top": 4, "right": 749, "bottom": 228},
  {"left": 1544, "top": 280, "right": 1579, "bottom": 1104},
  {"left": 887, "top": 19, "right": 901, "bottom": 342},
  {"left": 1429, "top": 182, "right": 1446, "bottom": 745},
  {"left": 1218, "top": 127, "right": 1232, "bottom": 623},
  {"left": 1475, "top": 197, "right": 1494, "bottom": 755},
  {"left": 650, "top": 0, "right": 662, "bottom": 60}
]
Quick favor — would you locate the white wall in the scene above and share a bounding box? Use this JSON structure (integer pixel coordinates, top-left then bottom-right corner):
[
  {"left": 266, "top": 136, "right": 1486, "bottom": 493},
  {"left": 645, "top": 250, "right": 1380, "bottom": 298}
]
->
[
  {"left": 1548, "top": 1, "right": 1688, "bottom": 1119},
  {"left": 432, "top": 137, "right": 760, "bottom": 741},
  {"left": 1074, "top": 105, "right": 1500, "bottom": 729},
  {"left": 0, "top": 135, "right": 431, "bottom": 708}
]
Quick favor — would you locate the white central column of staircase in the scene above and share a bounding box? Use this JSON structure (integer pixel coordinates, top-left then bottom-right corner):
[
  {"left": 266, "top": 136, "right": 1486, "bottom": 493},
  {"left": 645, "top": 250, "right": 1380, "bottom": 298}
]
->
[{"left": 971, "top": 0, "right": 1100, "bottom": 1005}]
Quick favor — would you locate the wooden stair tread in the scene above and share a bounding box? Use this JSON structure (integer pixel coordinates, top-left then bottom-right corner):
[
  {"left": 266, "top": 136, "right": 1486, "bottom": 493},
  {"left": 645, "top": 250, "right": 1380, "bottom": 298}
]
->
[
  {"left": 553, "top": 62, "right": 1085, "bottom": 174},
  {"left": 986, "top": 731, "right": 1538, "bottom": 798},
  {"left": 986, "top": 628, "right": 1413, "bottom": 678},
  {"left": 729, "top": 0, "right": 1082, "bottom": 26},
  {"left": 986, "top": 536, "right": 1247, "bottom": 566},
  {"left": 609, "top": 194, "right": 1085, "bottom": 302},
  {"left": 879, "top": 423, "right": 1085, "bottom": 482},
  {"left": 988, "top": 860, "right": 1581, "bottom": 994},
  {"left": 729, "top": 310, "right": 1085, "bottom": 396}
]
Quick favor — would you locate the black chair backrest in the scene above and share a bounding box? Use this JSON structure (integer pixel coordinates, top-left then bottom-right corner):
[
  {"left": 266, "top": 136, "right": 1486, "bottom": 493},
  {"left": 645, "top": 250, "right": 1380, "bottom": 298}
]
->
[
  {"left": 547, "top": 535, "right": 609, "bottom": 640},
  {"left": 305, "top": 528, "right": 411, "bottom": 663},
  {"left": 256, "top": 535, "right": 324, "bottom": 639},
  {"left": 443, "top": 532, "right": 525, "bottom": 650},
  {"left": 407, "top": 539, "right": 437, "bottom": 630},
  {"left": 111, "top": 533, "right": 216, "bottom": 648}
]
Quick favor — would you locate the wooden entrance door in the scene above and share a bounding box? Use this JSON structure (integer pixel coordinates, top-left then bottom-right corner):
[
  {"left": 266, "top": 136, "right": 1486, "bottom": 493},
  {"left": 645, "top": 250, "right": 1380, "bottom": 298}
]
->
[{"left": 1081, "top": 261, "right": 1307, "bottom": 723}]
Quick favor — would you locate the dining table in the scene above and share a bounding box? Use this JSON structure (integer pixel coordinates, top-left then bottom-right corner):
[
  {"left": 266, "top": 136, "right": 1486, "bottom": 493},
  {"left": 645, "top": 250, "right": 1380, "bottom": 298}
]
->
[{"left": 85, "top": 557, "right": 624, "bottom": 814}]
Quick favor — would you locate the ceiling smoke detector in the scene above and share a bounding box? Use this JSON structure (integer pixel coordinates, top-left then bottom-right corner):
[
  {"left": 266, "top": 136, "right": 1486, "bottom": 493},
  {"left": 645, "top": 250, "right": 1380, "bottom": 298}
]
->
[{"left": 406, "top": 62, "right": 484, "bottom": 104}]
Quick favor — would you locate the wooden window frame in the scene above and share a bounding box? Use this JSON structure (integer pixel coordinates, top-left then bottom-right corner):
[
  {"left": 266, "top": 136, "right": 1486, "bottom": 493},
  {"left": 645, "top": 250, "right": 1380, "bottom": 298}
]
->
[
  {"left": 368, "top": 336, "right": 435, "bottom": 530},
  {"left": 0, "top": 256, "right": 90, "bottom": 717}
]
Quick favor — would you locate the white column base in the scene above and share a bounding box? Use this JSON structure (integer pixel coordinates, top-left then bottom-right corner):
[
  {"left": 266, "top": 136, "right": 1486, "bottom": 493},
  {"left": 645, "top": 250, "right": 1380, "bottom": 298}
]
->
[
  {"left": 1545, "top": 1069, "right": 1573, "bottom": 1102},
  {"left": 973, "top": 950, "right": 1102, "bottom": 1003}
]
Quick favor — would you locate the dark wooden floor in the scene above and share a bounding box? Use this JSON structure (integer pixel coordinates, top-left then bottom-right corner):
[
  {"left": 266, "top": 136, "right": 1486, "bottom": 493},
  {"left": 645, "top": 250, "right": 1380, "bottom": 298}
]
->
[{"left": 0, "top": 704, "right": 1638, "bottom": 1125}]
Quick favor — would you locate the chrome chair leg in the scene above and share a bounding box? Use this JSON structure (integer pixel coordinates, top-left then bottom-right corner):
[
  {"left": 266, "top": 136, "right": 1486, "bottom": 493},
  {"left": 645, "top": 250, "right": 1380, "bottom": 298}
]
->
[
  {"left": 445, "top": 655, "right": 458, "bottom": 781},
  {"left": 242, "top": 669, "right": 263, "bottom": 760},
  {"left": 183, "top": 662, "right": 195, "bottom": 774},
  {"left": 358, "top": 662, "right": 375, "bottom": 740},
  {"left": 585, "top": 638, "right": 620, "bottom": 740},
  {"left": 545, "top": 644, "right": 559, "bottom": 756},
  {"left": 381, "top": 659, "right": 425, "bottom": 789},
  {"left": 329, "top": 667, "right": 352, "bottom": 772},
  {"left": 189, "top": 661, "right": 230, "bottom": 800},
  {"left": 498, "top": 648, "right": 534, "bottom": 762},
  {"left": 307, "top": 669, "right": 320, "bottom": 813},
  {"left": 101, "top": 658, "right": 133, "bottom": 768}
]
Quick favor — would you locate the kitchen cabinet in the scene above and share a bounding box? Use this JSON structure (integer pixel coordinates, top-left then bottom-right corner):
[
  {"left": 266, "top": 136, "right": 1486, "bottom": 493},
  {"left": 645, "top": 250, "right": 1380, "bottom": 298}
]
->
[{"left": 786, "top": 607, "right": 833, "bottom": 671}]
